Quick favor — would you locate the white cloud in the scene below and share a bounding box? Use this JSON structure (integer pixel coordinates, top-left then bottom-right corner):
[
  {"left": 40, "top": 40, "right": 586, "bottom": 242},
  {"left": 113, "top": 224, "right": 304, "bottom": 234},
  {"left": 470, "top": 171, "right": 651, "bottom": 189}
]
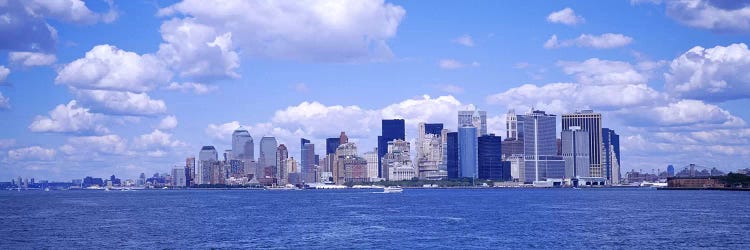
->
[
  {"left": 547, "top": 7, "right": 585, "bottom": 25},
  {"left": 23, "top": 0, "right": 118, "bottom": 24},
  {"left": 486, "top": 82, "right": 664, "bottom": 114},
  {"left": 380, "top": 95, "right": 467, "bottom": 130},
  {"left": 0, "top": 92, "right": 9, "bottom": 110},
  {"left": 74, "top": 89, "right": 167, "bottom": 116},
  {"left": 158, "top": 115, "right": 178, "bottom": 130},
  {"left": 157, "top": 18, "right": 240, "bottom": 80},
  {"left": 28, "top": 100, "right": 108, "bottom": 134},
  {"left": 453, "top": 35, "right": 475, "bottom": 47},
  {"left": 557, "top": 58, "right": 649, "bottom": 85},
  {"left": 205, "top": 121, "right": 243, "bottom": 142},
  {"left": 165, "top": 82, "right": 217, "bottom": 94},
  {"left": 665, "top": 43, "right": 750, "bottom": 102},
  {"left": 8, "top": 146, "right": 56, "bottom": 161},
  {"left": 132, "top": 129, "right": 185, "bottom": 149},
  {"left": 0, "top": 65, "right": 9, "bottom": 82},
  {"left": 634, "top": 99, "right": 745, "bottom": 127},
  {"left": 272, "top": 102, "right": 379, "bottom": 139},
  {"left": 438, "top": 59, "right": 479, "bottom": 70},
  {"left": 157, "top": 0, "right": 406, "bottom": 62},
  {"left": 9, "top": 52, "right": 57, "bottom": 66},
  {"left": 56, "top": 44, "right": 172, "bottom": 92},
  {"left": 660, "top": 0, "right": 750, "bottom": 33},
  {"left": 59, "top": 134, "right": 130, "bottom": 156},
  {"left": 544, "top": 33, "right": 633, "bottom": 49}
]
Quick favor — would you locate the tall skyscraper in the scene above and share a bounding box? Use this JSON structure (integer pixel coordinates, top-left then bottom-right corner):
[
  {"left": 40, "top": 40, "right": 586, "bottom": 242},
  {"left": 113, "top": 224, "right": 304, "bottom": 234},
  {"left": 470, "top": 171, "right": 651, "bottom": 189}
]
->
[
  {"left": 458, "top": 126, "right": 478, "bottom": 179},
  {"left": 198, "top": 146, "right": 218, "bottom": 185},
  {"left": 382, "top": 139, "right": 414, "bottom": 181},
  {"left": 325, "top": 137, "right": 341, "bottom": 174},
  {"left": 259, "top": 136, "right": 278, "bottom": 178},
  {"left": 416, "top": 122, "right": 446, "bottom": 180},
  {"left": 562, "top": 126, "right": 590, "bottom": 180},
  {"left": 478, "top": 134, "right": 509, "bottom": 180},
  {"left": 602, "top": 128, "right": 621, "bottom": 184},
  {"left": 562, "top": 110, "right": 603, "bottom": 179},
  {"left": 334, "top": 142, "right": 358, "bottom": 184},
  {"left": 185, "top": 157, "right": 195, "bottom": 186},
  {"left": 300, "top": 138, "right": 316, "bottom": 183},
  {"left": 378, "top": 119, "right": 405, "bottom": 178},
  {"left": 423, "top": 123, "right": 444, "bottom": 136},
  {"left": 276, "top": 144, "right": 289, "bottom": 185},
  {"left": 232, "top": 128, "right": 254, "bottom": 160},
  {"left": 506, "top": 109, "right": 518, "bottom": 140},
  {"left": 522, "top": 110, "right": 564, "bottom": 182},
  {"left": 364, "top": 149, "right": 379, "bottom": 181},
  {"left": 446, "top": 132, "right": 459, "bottom": 179},
  {"left": 458, "top": 108, "right": 487, "bottom": 136}
]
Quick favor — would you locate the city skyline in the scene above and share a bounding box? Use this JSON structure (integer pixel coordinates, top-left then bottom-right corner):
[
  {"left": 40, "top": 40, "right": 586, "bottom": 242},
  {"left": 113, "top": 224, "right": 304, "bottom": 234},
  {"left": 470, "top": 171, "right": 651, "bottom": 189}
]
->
[{"left": 3, "top": 0, "right": 750, "bottom": 181}]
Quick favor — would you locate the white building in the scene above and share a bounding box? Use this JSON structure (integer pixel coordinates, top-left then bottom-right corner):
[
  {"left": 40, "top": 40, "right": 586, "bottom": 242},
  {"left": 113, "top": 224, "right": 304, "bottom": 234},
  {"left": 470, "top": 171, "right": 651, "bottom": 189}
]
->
[
  {"left": 383, "top": 139, "right": 415, "bottom": 181},
  {"left": 171, "top": 167, "right": 186, "bottom": 187}
]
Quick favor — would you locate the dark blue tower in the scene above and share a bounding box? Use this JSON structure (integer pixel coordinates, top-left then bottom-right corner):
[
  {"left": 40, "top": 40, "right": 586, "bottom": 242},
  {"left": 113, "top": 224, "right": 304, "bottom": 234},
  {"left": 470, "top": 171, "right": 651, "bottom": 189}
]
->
[
  {"left": 377, "top": 119, "right": 405, "bottom": 178},
  {"left": 446, "top": 132, "right": 459, "bottom": 179}
]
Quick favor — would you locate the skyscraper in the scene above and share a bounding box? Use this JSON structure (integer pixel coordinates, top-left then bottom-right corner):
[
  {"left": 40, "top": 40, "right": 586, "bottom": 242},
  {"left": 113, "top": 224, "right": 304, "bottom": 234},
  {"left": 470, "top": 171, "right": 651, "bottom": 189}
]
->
[
  {"left": 478, "top": 134, "right": 509, "bottom": 180},
  {"left": 446, "top": 132, "right": 459, "bottom": 179},
  {"left": 232, "top": 128, "right": 254, "bottom": 160},
  {"left": 423, "top": 123, "right": 444, "bottom": 136},
  {"left": 502, "top": 109, "right": 524, "bottom": 160},
  {"left": 382, "top": 139, "right": 414, "bottom": 181},
  {"left": 171, "top": 167, "right": 186, "bottom": 187},
  {"left": 667, "top": 165, "right": 675, "bottom": 177},
  {"left": 198, "top": 146, "right": 218, "bottom": 185},
  {"left": 378, "top": 119, "right": 405, "bottom": 178},
  {"left": 276, "top": 144, "right": 289, "bottom": 185},
  {"left": 259, "top": 136, "right": 278, "bottom": 178},
  {"left": 300, "top": 138, "right": 316, "bottom": 183},
  {"left": 562, "top": 126, "right": 590, "bottom": 180},
  {"left": 364, "top": 149, "right": 379, "bottom": 182},
  {"left": 326, "top": 138, "right": 341, "bottom": 155},
  {"left": 602, "top": 128, "right": 621, "bottom": 184},
  {"left": 522, "top": 110, "right": 564, "bottom": 182},
  {"left": 185, "top": 157, "right": 195, "bottom": 186},
  {"left": 506, "top": 109, "right": 518, "bottom": 140},
  {"left": 562, "top": 110, "right": 603, "bottom": 179},
  {"left": 458, "top": 126, "right": 478, "bottom": 179},
  {"left": 416, "top": 122, "right": 446, "bottom": 180},
  {"left": 458, "top": 108, "right": 487, "bottom": 136},
  {"left": 339, "top": 131, "right": 348, "bottom": 144}
]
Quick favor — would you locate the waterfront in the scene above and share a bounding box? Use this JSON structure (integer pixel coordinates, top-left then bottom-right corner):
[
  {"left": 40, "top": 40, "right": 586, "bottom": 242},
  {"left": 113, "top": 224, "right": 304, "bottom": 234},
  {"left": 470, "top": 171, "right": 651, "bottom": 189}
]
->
[{"left": 1, "top": 189, "right": 749, "bottom": 249}]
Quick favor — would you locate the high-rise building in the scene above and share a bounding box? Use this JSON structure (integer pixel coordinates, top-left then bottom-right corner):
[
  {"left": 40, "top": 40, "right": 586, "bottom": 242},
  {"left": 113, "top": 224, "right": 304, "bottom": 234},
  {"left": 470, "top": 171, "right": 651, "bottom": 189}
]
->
[
  {"left": 459, "top": 108, "right": 488, "bottom": 136},
  {"left": 364, "top": 149, "right": 379, "bottom": 181},
  {"left": 300, "top": 138, "right": 316, "bottom": 183},
  {"left": 522, "top": 110, "right": 564, "bottom": 182},
  {"left": 232, "top": 128, "right": 254, "bottom": 160},
  {"left": 416, "top": 123, "right": 446, "bottom": 180},
  {"left": 276, "top": 144, "right": 289, "bottom": 185},
  {"left": 198, "top": 146, "right": 218, "bottom": 185},
  {"left": 602, "top": 128, "right": 621, "bottom": 184},
  {"left": 339, "top": 132, "right": 348, "bottom": 144},
  {"left": 446, "top": 132, "right": 459, "bottom": 179},
  {"left": 562, "top": 126, "right": 590, "bottom": 180},
  {"left": 259, "top": 136, "right": 278, "bottom": 179},
  {"left": 334, "top": 142, "right": 358, "bottom": 184},
  {"left": 478, "top": 134, "right": 509, "bottom": 180},
  {"left": 502, "top": 109, "right": 524, "bottom": 161},
  {"left": 382, "top": 139, "right": 414, "bottom": 181},
  {"left": 562, "top": 110, "right": 604, "bottom": 179},
  {"left": 326, "top": 138, "right": 341, "bottom": 156},
  {"left": 378, "top": 119, "right": 405, "bottom": 178},
  {"left": 171, "top": 167, "right": 187, "bottom": 187},
  {"left": 185, "top": 157, "right": 195, "bottom": 186},
  {"left": 424, "top": 123, "right": 444, "bottom": 136},
  {"left": 458, "top": 126, "right": 478, "bottom": 179},
  {"left": 506, "top": 109, "right": 519, "bottom": 140}
]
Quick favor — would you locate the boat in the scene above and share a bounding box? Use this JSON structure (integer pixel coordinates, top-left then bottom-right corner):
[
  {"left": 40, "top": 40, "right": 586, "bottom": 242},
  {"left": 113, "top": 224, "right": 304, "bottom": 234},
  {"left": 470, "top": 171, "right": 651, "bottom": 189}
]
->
[
  {"left": 383, "top": 186, "right": 403, "bottom": 193},
  {"left": 44, "top": 187, "right": 50, "bottom": 192}
]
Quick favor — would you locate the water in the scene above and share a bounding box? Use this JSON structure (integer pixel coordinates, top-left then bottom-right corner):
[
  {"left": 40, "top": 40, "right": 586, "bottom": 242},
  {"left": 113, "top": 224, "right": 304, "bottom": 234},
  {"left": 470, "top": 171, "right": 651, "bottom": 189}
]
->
[{"left": 1, "top": 188, "right": 748, "bottom": 249}]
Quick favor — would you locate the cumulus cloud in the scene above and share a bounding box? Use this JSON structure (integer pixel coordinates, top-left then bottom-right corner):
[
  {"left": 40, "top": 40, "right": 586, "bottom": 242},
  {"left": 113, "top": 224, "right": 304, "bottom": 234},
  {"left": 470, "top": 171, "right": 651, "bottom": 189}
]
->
[
  {"left": 544, "top": 33, "right": 633, "bottom": 49},
  {"left": 8, "top": 146, "right": 56, "bottom": 161},
  {"left": 132, "top": 129, "right": 185, "bottom": 149},
  {"left": 487, "top": 83, "right": 664, "bottom": 114},
  {"left": 22, "top": 0, "right": 118, "bottom": 24},
  {"left": 59, "top": 134, "right": 130, "bottom": 156},
  {"left": 558, "top": 58, "right": 649, "bottom": 85},
  {"left": 74, "top": 89, "right": 167, "bottom": 116},
  {"left": 438, "top": 59, "right": 480, "bottom": 69},
  {"left": 157, "top": 18, "right": 240, "bottom": 80},
  {"left": 630, "top": 99, "right": 745, "bottom": 127},
  {"left": 9, "top": 52, "right": 57, "bottom": 66},
  {"left": 453, "top": 35, "right": 475, "bottom": 47},
  {"left": 665, "top": 43, "right": 750, "bottom": 102},
  {"left": 158, "top": 115, "right": 178, "bottom": 130},
  {"left": 547, "top": 7, "right": 585, "bottom": 25},
  {"left": 165, "top": 82, "right": 217, "bottom": 94},
  {"left": 157, "top": 0, "right": 406, "bottom": 62},
  {"left": 56, "top": 44, "right": 172, "bottom": 93},
  {"left": 650, "top": 0, "right": 750, "bottom": 33},
  {"left": 28, "top": 100, "right": 108, "bottom": 134},
  {"left": 205, "top": 121, "right": 243, "bottom": 142},
  {"left": 272, "top": 102, "right": 379, "bottom": 139}
]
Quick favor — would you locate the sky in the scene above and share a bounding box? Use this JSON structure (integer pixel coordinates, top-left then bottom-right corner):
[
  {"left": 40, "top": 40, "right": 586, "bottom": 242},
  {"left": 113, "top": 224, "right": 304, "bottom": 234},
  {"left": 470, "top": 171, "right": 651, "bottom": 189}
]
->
[{"left": 2, "top": 0, "right": 750, "bottom": 181}]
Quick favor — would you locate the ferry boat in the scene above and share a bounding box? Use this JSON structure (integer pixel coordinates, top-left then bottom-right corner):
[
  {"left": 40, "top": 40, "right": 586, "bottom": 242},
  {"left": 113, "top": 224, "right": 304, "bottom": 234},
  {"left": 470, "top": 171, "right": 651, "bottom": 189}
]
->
[{"left": 383, "top": 186, "right": 403, "bottom": 193}]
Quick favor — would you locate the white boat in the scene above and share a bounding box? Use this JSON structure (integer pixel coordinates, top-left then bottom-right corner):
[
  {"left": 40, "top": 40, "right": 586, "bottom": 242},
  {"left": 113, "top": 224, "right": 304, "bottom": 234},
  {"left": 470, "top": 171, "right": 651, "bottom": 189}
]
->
[
  {"left": 383, "top": 186, "right": 403, "bottom": 193},
  {"left": 44, "top": 187, "right": 50, "bottom": 192}
]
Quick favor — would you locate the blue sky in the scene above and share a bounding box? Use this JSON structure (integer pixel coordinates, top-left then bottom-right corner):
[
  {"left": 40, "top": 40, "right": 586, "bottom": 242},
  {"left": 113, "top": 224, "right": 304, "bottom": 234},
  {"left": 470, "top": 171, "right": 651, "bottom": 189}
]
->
[{"left": 2, "top": 0, "right": 750, "bottom": 181}]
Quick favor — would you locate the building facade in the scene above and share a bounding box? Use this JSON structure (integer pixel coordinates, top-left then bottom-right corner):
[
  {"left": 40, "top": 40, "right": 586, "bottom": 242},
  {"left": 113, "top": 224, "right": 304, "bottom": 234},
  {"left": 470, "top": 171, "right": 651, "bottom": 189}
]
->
[
  {"left": 562, "top": 110, "right": 603, "bottom": 179},
  {"left": 459, "top": 126, "right": 478, "bottom": 179},
  {"left": 522, "top": 110, "right": 564, "bottom": 182},
  {"left": 602, "top": 128, "right": 621, "bottom": 184},
  {"left": 478, "top": 134, "right": 509, "bottom": 180},
  {"left": 378, "top": 119, "right": 405, "bottom": 178},
  {"left": 458, "top": 109, "right": 488, "bottom": 136},
  {"left": 382, "top": 139, "right": 414, "bottom": 181},
  {"left": 562, "top": 126, "right": 590, "bottom": 179},
  {"left": 446, "top": 132, "right": 459, "bottom": 179}
]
